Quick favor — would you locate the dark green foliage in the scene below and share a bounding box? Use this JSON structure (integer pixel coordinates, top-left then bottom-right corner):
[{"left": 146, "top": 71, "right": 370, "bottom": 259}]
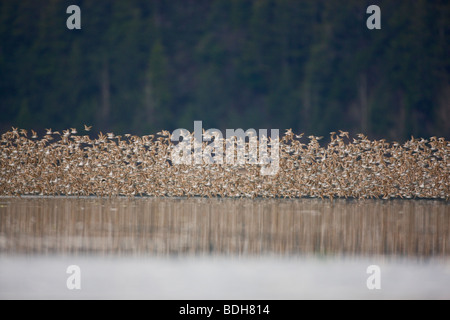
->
[{"left": 0, "top": 0, "right": 448, "bottom": 140}]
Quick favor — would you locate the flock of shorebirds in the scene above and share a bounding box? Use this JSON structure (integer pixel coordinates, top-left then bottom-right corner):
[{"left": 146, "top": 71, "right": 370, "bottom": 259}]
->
[{"left": 0, "top": 126, "right": 448, "bottom": 200}]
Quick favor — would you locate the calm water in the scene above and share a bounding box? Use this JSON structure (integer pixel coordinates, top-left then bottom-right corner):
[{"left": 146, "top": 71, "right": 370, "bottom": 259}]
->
[{"left": 0, "top": 197, "right": 449, "bottom": 299}]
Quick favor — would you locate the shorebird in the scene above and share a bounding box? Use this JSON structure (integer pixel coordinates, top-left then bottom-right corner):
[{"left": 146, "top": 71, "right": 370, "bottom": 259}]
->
[{"left": 0, "top": 126, "right": 448, "bottom": 199}]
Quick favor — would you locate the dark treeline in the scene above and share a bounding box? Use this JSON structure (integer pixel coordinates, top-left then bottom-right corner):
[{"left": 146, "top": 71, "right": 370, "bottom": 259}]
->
[{"left": 0, "top": 0, "right": 448, "bottom": 140}]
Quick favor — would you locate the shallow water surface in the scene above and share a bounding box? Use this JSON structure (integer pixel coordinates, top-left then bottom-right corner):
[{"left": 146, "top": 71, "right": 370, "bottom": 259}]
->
[
  {"left": 1, "top": 255, "right": 449, "bottom": 299},
  {"left": 0, "top": 197, "right": 448, "bottom": 256},
  {"left": 0, "top": 197, "right": 448, "bottom": 299}
]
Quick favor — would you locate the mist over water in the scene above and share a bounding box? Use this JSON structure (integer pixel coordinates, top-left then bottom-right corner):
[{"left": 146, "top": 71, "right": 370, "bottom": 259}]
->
[{"left": 0, "top": 197, "right": 449, "bottom": 299}]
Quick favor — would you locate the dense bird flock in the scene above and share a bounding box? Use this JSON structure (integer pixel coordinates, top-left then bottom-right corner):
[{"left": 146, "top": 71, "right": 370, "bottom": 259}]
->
[{"left": 0, "top": 127, "right": 449, "bottom": 200}]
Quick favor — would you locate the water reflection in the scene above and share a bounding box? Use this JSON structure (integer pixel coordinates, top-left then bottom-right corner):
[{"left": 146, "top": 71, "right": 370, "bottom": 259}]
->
[{"left": 0, "top": 197, "right": 448, "bottom": 257}]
